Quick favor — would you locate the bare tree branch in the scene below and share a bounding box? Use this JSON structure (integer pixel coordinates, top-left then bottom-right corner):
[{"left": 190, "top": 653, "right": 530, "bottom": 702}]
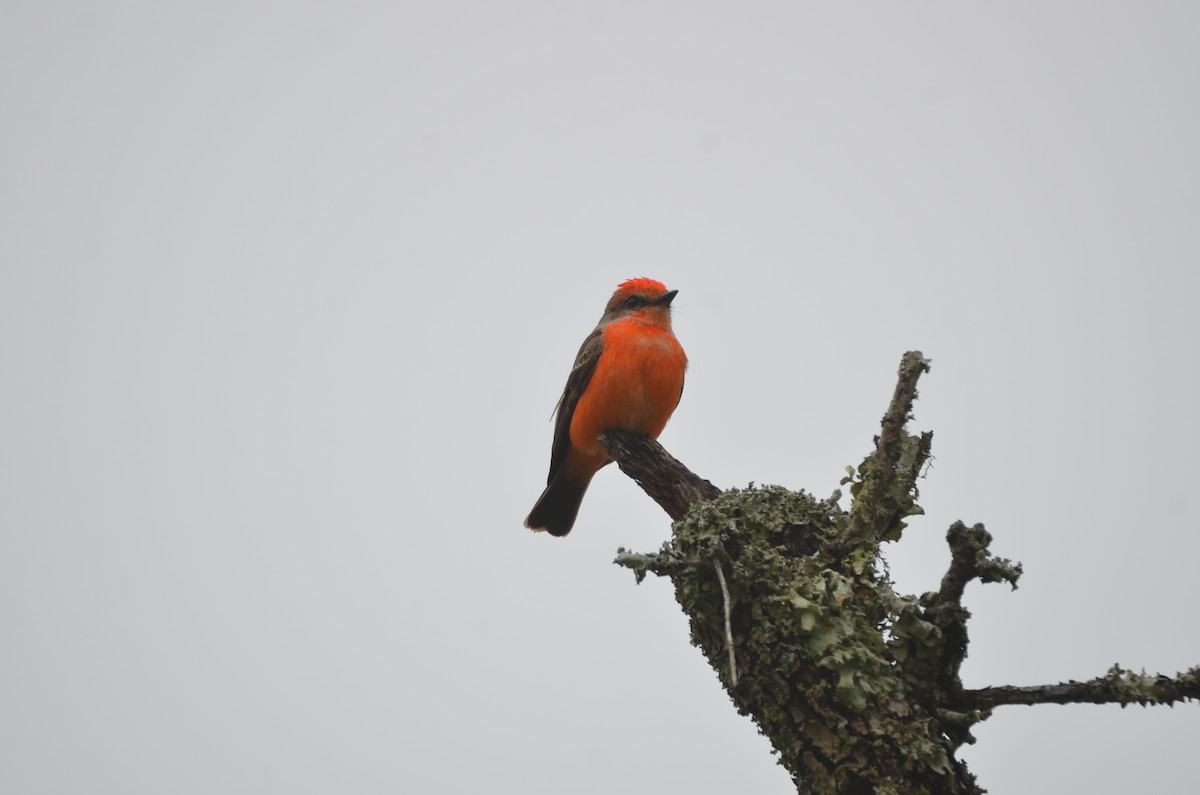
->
[{"left": 600, "top": 429, "right": 720, "bottom": 521}]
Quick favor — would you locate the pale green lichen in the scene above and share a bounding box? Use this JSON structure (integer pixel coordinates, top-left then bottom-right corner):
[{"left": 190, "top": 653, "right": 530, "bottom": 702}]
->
[
  {"left": 618, "top": 485, "right": 974, "bottom": 793},
  {"left": 1105, "top": 664, "right": 1200, "bottom": 707}
]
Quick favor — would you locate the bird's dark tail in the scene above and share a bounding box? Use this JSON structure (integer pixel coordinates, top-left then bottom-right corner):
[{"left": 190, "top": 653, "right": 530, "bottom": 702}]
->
[{"left": 524, "top": 472, "right": 592, "bottom": 537}]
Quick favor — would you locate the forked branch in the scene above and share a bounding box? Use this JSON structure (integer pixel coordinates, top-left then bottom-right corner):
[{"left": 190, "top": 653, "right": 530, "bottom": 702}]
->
[{"left": 602, "top": 351, "right": 1198, "bottom": 795}]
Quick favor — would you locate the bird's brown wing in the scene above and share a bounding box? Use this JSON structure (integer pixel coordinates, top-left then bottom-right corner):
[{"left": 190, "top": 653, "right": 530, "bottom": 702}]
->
[{"left": 546, "top": 326, "right": 604, "bottom": 483}]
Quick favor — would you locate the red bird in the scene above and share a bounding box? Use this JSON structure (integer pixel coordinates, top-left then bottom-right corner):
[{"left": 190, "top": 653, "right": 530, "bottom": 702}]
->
[{"left": 525, "top": 278, "right": 688, "bottom": 536}]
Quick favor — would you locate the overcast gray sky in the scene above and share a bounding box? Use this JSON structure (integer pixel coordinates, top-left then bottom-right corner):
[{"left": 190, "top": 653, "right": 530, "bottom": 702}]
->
[{"left": 3, "top": 2, "right": 1198, "bottom": 793}]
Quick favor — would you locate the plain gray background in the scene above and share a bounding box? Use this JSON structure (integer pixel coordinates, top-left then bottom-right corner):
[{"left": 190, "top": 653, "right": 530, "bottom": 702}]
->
[{"left": 3, "top": 2, "right": 1198, "bottom": 793}]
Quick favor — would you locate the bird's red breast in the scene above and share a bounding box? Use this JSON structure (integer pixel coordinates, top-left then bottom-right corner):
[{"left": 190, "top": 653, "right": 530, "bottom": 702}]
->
[{"left": 564, "top": 312, "right": 687, "bottom": 479}]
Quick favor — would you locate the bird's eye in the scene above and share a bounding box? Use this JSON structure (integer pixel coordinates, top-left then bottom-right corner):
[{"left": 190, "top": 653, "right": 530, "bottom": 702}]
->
[{"left": 625, "top": 295, "right": 642, "bottom": 308}]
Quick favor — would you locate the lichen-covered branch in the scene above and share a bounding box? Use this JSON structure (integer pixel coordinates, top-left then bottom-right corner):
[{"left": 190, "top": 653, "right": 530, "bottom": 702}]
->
[
  {"left": 937, "top": 522, "right": 1023, "bottom": 604},
  {"left": 917, "top": 522, "right": 1022, "bottom": 699},
  {"left": 617, "top": 486, "right": 979, "bottom": 793},
  {"left": 961, "top": 665, "right": 1200, "bottom": 710},
  {"left": 604, "top": 351, "right": 1198, "bottom": 795},
  {"left": 843, "top": 351, "right": 932, "bottom": 548}
]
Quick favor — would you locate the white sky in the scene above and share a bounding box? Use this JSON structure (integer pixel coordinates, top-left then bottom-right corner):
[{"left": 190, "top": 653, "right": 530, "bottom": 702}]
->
[{"left": 3, "top": 3, "right": 1198, "bottom": 793}]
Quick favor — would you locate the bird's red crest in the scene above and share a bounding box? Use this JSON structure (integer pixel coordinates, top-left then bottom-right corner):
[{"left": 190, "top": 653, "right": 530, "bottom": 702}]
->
[{"left": 614, "top": 277, "right": 669, "bottom": 298}]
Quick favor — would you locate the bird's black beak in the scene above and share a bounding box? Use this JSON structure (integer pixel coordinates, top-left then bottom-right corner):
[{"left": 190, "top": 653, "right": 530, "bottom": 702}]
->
[{"left": 654, "top": 290, "right": 678, "bottom": 307}]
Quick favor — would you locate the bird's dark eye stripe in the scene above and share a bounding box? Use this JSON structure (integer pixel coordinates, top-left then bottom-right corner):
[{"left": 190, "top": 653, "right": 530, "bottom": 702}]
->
[{"left": 625, "top": 295, "right": 643, "bottom": 308}]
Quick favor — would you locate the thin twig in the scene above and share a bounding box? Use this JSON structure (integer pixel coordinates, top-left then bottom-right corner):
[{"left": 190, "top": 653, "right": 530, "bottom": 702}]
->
[{"left": 713, "top": 559, "right": 737, "bottom": 687}]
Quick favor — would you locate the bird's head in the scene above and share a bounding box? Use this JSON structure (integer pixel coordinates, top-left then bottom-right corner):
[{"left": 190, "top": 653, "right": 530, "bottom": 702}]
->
[{"left": 602, "top": 277, "right": 678, "bottom": 324}]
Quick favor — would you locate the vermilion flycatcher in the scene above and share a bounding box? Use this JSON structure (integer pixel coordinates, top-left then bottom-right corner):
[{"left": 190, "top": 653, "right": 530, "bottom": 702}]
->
[{"left": 525, "top": 278, "right": 687, "bottom": 536}]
